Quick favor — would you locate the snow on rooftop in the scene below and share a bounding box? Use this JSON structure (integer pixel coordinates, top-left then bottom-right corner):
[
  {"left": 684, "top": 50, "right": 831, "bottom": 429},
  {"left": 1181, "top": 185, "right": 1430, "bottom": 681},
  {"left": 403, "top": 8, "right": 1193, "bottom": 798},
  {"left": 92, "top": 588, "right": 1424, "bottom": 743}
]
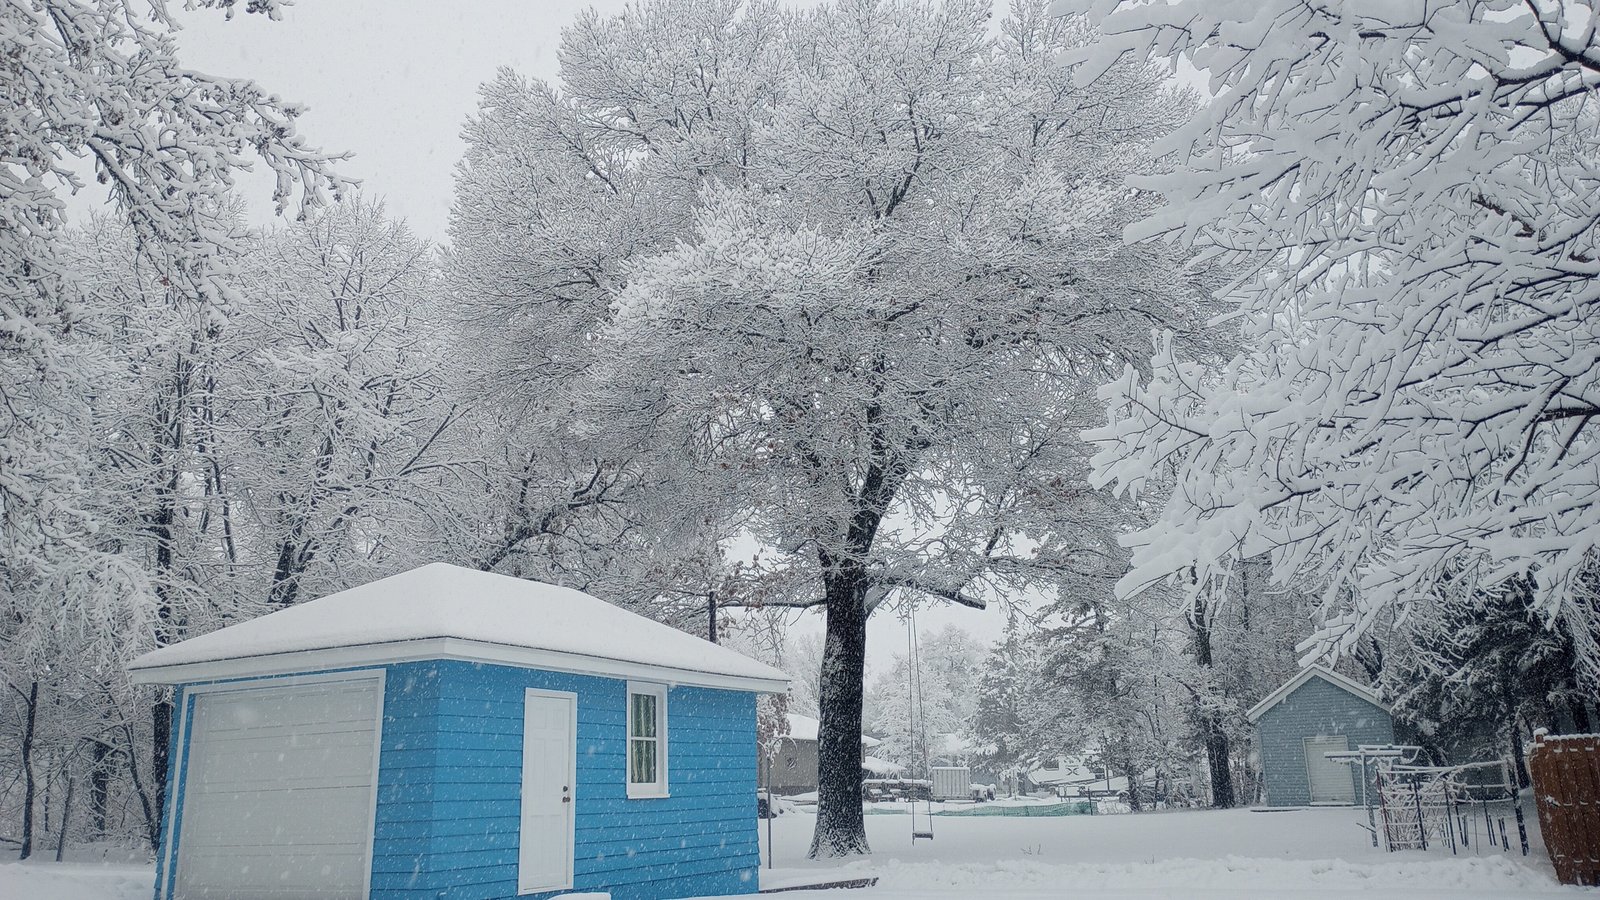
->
[
  {"left": 862, "top": 755, "right": 905, "bottom": 776},
  {"left": 787, "top": 712, "right": 822, "bottom": 741},
  {"left": 784, "top": 712, "right": 881, "bottom": 746},
  {"left": 128, "top": 563, "right": 788, "bottom": 690}
]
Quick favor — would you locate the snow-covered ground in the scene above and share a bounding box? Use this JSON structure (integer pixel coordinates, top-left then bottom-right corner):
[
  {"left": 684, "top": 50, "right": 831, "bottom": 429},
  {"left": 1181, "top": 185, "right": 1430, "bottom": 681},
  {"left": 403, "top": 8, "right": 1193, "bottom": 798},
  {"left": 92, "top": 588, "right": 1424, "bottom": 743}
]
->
[
  {"left": 724, "top": 805, "right": 1581, "bottom": 899},
  {"left": 0, "top": 845, "right": 150, "bottom": 900},
  {"left": 1, "top": 806, "right": 1580, "bottom": 899}
]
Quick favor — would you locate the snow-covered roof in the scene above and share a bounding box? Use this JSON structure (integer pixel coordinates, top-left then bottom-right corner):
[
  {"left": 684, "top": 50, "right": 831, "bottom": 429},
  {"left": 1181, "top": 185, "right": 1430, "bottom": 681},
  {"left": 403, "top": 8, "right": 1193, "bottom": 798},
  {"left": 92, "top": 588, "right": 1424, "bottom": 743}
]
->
[
  {"left": 786, "top": 713, "right": 822, "bottom": 741},
  {"left": 783, "top": 712, "right": 880, "bottom": 746},
  {"left": 1028, "top": 757, "right": 1102, "bottom": 786},
  {"left": 863, "top": 755, "right": 905, "bottom": 776},
  {"left": 1245, "top": 665, "right": 1387, "bottom": 723},
  {"left": 128, "top": 563, "right": 789, "bottom": 692}
]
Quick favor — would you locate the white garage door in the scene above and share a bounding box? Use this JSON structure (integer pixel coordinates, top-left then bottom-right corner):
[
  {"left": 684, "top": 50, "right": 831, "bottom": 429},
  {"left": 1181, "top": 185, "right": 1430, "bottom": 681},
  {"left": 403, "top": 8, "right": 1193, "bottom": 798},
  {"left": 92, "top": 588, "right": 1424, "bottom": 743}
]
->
[
  {"left": 1305, "top": 735, "right": 1355, "bottom": 805},
  {"left": 174, "top": 675, "right": 383, "bottom": 900}
]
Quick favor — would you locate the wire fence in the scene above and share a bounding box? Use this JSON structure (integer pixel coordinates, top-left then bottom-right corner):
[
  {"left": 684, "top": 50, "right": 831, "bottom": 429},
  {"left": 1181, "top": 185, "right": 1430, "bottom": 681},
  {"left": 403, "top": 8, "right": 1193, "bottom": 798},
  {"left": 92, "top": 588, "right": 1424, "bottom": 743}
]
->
[
  {"left": 1374, "top": 760, "right": 1528, "bottom": 857},
  {"left": 1326, "top": 746, "right": 1529, "bottom": 859}
]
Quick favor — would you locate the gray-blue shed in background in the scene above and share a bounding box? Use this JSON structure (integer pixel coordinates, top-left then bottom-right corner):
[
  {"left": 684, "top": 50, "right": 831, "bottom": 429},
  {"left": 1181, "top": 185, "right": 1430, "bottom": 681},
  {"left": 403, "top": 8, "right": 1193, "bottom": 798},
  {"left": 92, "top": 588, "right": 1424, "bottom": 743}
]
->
[{"left": 1247, "top": 666, "right": 1394, "bottom": 807}]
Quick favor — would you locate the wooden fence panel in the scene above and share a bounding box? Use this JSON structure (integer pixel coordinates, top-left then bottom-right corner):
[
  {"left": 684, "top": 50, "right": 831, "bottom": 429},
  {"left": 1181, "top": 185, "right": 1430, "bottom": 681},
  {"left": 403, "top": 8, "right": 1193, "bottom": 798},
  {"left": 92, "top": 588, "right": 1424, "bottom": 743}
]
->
[{"left": 1529, "top": 732, "right": 1600, "bottom": 886}]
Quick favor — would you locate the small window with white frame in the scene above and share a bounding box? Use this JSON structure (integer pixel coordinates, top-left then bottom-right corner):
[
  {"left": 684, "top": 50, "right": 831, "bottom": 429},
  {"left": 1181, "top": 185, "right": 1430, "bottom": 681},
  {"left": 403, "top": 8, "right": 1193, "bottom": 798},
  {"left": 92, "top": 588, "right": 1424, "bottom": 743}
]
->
[{"left": 626, "top": 682, "right": 668, "bottom": 798}]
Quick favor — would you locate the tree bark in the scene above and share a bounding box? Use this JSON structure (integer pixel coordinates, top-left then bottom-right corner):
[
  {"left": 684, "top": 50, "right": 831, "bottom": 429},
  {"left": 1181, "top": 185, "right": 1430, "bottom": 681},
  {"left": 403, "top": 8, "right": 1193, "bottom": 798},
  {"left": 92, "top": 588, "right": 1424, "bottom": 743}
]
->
[
  {"left": 150, "top": 694, "right": 173, "bottom": 850},
  {"left": 146, "top": 348, "right": 185, "bottom": 851},
  {"left": 18, "top": 681, "right": 39, "bottom": 860},
  {"left": 119, "top": 720, "right": 160, "bottom": 849},
  {"left": 1566, "top": 695, "right": 1593, "bottom": 734},
  {"left": 808, "top": 567, "right": 871, "bottom": 858},
  {"left": 1189, "top": 593, "right": 1236, "bottom": 808},
  {"left": 89, "top": 740, "right": 110, "bottom": 837},
  {"left": 1123, "top": 752, "right": 1144, "bottom": 811},
  {"left": 1507, "top": 716, "right": 1530, "bottom": 789},
  {"left": 1203, "top": 726, "right": 1236, "bottom": 808},
  {"left": 55, "top": 754, "right": 75, "bottom": 862}
]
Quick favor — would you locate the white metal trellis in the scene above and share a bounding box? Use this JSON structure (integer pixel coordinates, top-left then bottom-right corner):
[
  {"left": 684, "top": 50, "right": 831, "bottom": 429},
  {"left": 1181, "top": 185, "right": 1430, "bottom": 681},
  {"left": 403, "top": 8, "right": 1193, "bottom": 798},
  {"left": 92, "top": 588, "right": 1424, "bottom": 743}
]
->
[{"left": 1325, "top": 746, "right": 1529, "bottom": 858}]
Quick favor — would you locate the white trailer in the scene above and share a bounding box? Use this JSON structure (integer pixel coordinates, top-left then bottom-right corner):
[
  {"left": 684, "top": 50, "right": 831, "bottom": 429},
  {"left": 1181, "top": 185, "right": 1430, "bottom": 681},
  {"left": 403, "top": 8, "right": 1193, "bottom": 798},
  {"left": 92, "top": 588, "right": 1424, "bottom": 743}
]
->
[{"left": 931, "top": 766, "right": 973, "bottom": 801}]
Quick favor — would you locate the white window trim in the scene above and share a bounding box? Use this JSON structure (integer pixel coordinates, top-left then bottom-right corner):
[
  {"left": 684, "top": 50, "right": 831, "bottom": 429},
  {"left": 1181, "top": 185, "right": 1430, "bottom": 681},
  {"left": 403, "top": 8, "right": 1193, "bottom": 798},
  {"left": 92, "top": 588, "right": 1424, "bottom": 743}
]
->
[{"left": 625, "top": 681, "right": 669, "bottom": 799}]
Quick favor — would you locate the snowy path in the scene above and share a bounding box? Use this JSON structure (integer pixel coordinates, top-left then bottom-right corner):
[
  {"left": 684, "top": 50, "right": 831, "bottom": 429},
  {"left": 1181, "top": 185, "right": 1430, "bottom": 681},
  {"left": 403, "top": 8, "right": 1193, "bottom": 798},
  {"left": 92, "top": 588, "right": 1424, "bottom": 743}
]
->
[{"left": 0, "top": 806, "right": 1581, "bottom": 899}]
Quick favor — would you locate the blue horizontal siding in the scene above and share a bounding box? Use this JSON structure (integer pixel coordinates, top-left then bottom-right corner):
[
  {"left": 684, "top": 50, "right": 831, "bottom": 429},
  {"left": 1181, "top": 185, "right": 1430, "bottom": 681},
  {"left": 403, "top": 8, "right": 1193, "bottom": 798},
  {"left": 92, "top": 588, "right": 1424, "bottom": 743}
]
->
[
  {"left": 151, "top": 658, "right": 759, "bottom": 900},
  {"left": 371, "top": 663, "right": 441, "bottom": 900},
  {"left": 370, "top": 659, "right": 759, "bottom": 900}
]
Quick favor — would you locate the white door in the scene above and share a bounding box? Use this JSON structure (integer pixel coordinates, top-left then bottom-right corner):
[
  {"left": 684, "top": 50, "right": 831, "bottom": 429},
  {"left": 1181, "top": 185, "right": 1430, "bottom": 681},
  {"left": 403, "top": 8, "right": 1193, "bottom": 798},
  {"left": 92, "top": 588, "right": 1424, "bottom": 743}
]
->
[
  {"left": 174, "top": 675, "right": 383, "bottom": 900},
  {"left": 519, "top": 689, "right": 576, "bottom": 894},
  {"left": 1305, "top": 735, "right": 1355, "bottom": 804}
]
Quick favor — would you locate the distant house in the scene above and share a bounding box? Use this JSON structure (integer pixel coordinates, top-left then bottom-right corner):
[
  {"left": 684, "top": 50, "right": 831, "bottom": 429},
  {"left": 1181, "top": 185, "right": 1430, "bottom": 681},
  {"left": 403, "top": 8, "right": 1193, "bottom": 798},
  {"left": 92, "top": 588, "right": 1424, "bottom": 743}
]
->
[
  {"left": 129, "top": 563, "right": 788, "bottom": 900},
  {"left": 759, "top": 712, "right": 891, "bottom": 794},
  {"left": 1026, "top": 753, "right": 1124, "bottom": 798},
  {"left": 1247, "top": 665, "right": 1394, "bottom": 806}
]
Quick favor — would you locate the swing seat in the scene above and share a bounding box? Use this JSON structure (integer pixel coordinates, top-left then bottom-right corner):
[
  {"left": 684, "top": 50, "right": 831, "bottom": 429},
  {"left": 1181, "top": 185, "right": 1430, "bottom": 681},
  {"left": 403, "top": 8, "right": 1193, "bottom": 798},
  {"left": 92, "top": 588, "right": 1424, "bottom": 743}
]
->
[{"left": 912, "top": 831, "right": 935, "bottom": 840}]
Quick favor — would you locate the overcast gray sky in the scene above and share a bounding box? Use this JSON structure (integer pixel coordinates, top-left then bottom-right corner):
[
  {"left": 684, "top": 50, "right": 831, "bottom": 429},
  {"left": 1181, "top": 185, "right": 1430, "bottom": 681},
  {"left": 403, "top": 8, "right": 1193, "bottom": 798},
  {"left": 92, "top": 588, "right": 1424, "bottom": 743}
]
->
[
  {"left": 168, "top": 0, "right": 1015, "bottom": 668},
  {"left": 171, "top": 1, "right": 634, "bottom": 240}
]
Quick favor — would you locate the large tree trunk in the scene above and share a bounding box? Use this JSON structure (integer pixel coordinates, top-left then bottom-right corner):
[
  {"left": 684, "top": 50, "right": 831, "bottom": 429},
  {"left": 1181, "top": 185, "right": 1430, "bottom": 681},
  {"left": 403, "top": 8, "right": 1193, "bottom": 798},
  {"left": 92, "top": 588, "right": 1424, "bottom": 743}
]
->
[
  {"left": 808, "top": 568, "right": 871, "bottom": 859},
  {"left": 807, "top": 412, "right": 913, "bottom": 858},
  {"left": 18, "top": 681, "right": 39, "bottom": 860},
  {"left": 151, "top": 694, "right": 173, "bottom": 847},
  {"left": 1189, "top": 593, "right": 1236, "bottom": 808},
  {"left": 1203, "top": 725, "right": 1236, "bottom": 808}
]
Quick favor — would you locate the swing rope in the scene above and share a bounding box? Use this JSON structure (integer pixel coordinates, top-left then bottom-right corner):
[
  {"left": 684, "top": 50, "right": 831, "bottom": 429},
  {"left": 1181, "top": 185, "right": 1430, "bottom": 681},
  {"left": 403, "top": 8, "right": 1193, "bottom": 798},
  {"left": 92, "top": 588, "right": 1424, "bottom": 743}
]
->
[{"left": 907, "top": 604, "right": 934, "bottom": 842}]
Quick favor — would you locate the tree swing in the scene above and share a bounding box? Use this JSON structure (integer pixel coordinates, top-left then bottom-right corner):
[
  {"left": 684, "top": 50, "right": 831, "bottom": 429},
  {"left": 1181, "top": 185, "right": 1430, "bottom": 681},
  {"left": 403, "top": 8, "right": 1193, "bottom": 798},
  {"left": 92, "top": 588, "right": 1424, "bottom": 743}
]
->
[{"left": 905, "top": 605, "right": 935, "bottom": 843}]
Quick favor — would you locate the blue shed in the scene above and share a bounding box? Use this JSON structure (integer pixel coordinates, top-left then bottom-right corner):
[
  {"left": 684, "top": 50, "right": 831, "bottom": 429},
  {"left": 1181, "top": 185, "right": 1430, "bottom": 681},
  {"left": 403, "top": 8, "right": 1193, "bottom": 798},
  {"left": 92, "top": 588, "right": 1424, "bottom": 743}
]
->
[
  {"left": 1246, "top": 665, "right": 1394, "bottom": 807},
  {"left": 128, "top": 563, "right": 789, "bottom": 900}
]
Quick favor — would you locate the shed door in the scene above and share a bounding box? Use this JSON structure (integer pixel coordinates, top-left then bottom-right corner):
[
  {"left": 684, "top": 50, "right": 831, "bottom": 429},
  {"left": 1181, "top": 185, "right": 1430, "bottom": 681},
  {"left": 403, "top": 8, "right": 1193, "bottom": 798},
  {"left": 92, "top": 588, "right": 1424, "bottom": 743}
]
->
[
  {"left": 1305, "top": 735, "right": 1355, "bottom": 804},
  {"left": 519, "top": 689, "right": 576, "bottom": 894},
  {"left": 174, "top": 675, "right": 383, "bottom": 900}
]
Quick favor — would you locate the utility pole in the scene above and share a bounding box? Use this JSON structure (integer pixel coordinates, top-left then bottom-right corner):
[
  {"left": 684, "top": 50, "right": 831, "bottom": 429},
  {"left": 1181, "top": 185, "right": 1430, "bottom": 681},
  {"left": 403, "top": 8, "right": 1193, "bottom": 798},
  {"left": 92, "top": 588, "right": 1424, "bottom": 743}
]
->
[{"left": 708, "top": 589, "right": 718, "bottom": 644}]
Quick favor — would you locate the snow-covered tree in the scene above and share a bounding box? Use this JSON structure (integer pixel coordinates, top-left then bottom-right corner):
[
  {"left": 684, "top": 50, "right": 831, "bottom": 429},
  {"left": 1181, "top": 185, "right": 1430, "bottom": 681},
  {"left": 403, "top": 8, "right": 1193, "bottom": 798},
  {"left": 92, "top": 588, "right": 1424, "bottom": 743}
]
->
[
  {"left": 865, "top": 624, "right": 983, "bottom": 772},
  {"left": 7, "top": 202, "right": 459, "bottom": 851},
  {"left": 2, "top": 0, "right": 350, "bottom": 845},
  {"left": 781, "top": 632, "right": 826, "bottom": 718},
  {"left": 556, "top": 0, "right": 1208, "bottom": 857},
  {"left": 446, "top": 32, "right": 747, "bottom": 618},
  {"left": 2, "top": 0, "right": 348, "bottom": 591},
  {"left": 224, "top": 201, "right": 460, "bottom": 609},
  {"left": 1382, "top": 573, "right": 1597, "bottom": 782},
  {"left": 1067, "top": 0, "right": 1600, "bottom": 692},
  {"left": 970, "top": 615, "right": 1043, "bottom": 786}
]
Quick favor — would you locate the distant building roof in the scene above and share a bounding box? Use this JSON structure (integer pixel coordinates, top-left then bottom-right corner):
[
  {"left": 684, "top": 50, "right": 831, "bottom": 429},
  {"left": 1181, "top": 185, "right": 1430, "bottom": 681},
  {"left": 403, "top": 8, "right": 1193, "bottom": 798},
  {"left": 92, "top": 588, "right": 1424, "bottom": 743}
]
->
[
  {"left": 863, "top": 755, "right": 905, "bottom": 776},
  {"left": 129, "top": 563, "right": 789, "bottom": 692},
  {"left": 785, "top": 712, "right": 881, "bottom": 746}
]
